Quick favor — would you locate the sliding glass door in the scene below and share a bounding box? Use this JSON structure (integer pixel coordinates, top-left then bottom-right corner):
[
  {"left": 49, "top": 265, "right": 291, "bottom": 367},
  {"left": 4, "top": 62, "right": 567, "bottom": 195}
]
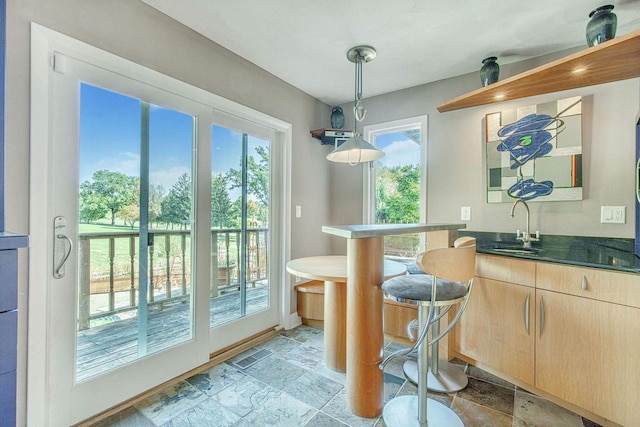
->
[
  {"left": 43, "top": 53, "right": 210, "bottom": 424},
  {"left": 209, "top": 118, "right": 279, "bottom": 352},
  {"left": 30, "top": 26, "right": 289, "bottom": 425}
]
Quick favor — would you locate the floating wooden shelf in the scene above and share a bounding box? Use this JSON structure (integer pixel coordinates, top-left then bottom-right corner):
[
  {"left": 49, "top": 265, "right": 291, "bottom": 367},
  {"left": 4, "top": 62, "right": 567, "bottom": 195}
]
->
[{"left": 437, "top": 29, "right": 640, "bottom": 112}]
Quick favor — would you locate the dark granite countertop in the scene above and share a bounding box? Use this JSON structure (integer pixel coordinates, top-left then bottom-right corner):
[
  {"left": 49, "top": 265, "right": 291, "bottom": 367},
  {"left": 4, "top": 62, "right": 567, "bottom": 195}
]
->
[{"left": 460, "top": 231, "right": 640, "bottom": 274}]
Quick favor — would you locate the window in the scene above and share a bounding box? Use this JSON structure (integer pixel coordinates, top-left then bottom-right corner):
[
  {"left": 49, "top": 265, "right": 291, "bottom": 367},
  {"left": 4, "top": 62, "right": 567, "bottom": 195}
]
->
[{"left": 364, "top": 116, "right": 428, "bottom": 260}]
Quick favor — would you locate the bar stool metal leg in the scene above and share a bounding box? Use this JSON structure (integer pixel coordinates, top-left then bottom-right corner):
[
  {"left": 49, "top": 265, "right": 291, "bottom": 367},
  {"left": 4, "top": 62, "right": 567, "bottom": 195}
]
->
[
  {"left": 382, "top": 304, "right": 463, "bottom": 427},
  {"left": 404, "top": 307, "right": 469, "bottom": 393}
]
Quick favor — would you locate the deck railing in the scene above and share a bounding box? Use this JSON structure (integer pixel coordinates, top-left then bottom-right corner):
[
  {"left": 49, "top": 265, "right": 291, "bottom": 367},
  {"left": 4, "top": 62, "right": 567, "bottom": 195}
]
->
[{"left": 77, "top": 227, "right": 269, "bottom": 330}]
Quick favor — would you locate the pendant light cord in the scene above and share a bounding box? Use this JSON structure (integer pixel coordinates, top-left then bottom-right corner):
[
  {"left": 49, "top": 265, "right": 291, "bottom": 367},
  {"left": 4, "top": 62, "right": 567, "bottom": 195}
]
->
[{"left": 354, "top": 55, "right": 359, "bottom": 133}]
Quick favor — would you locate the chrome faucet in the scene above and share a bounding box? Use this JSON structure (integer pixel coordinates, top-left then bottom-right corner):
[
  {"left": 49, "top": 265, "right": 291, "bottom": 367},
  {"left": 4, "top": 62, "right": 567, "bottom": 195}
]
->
[{"left": 510, "top": 199, "right": 539, "bottom": 248}]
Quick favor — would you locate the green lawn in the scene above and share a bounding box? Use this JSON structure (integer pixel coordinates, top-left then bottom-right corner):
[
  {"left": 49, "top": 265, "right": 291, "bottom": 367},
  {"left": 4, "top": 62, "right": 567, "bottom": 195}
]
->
[{"left": 79, "top": 222, "right": 139, "bottom": 234}]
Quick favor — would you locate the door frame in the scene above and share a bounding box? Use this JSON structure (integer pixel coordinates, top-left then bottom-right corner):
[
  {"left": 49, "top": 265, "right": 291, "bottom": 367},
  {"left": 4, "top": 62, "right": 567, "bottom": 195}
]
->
[{"left": 28, "top": 23, "right": 293, "bottom": 425}]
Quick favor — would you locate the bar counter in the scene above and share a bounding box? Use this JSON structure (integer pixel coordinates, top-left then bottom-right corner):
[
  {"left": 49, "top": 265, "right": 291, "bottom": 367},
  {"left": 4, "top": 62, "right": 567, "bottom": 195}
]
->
[{"left": 322, "top": 223, "right": 465, "bottom": 418}]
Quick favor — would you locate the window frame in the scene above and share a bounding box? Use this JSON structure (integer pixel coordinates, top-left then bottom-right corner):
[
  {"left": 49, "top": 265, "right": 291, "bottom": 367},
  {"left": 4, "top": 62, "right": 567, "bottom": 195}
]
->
[{"left": 362, "top": 115, "right": 428, "bottom": 253}]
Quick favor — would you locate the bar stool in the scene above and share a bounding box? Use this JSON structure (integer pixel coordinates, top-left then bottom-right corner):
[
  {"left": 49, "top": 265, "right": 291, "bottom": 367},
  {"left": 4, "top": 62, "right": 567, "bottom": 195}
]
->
[
  {"left": 404, "top": 237, "right": 476, "bottom": 393},
  {"left": 379, "top": 237, "right": 476, "bottom": 426}
]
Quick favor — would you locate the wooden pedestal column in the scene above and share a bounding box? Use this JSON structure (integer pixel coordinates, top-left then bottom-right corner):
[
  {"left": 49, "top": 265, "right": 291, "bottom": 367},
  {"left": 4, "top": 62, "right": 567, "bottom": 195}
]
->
[
  {"left": 324, "top": 281, "right": 347, "bottom": 372},
  {"left": 346, "top": 236, "right": 384, "bottom": 418}
]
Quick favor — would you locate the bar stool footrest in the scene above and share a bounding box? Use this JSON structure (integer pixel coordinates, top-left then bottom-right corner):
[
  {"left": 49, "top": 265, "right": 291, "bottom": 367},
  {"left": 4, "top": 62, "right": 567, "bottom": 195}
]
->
[{"left": 404, "top": 359, "right": 469, "bottom": 393}]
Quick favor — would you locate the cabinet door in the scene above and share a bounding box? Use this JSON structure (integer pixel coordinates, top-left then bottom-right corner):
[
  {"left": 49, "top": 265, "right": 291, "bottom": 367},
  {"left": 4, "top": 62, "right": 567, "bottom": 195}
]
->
[
  {"left": 536, "top": 289, "right": 640, "bottom": 427},
  {"left": 454, "top": 277, "right": 534, "bottom": 385}
]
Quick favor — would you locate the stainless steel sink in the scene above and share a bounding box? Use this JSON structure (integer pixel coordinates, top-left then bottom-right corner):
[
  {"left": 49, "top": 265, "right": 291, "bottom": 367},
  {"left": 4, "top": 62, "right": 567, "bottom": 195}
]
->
[{"left": 488, "top": 246, "right": 543, "bottom": 256}]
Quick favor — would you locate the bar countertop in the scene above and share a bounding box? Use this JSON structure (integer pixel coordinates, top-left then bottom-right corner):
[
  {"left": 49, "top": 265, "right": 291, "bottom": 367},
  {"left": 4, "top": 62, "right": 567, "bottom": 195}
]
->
[{"left": 322, "top": 223, "right": 466, "bottom": 239}]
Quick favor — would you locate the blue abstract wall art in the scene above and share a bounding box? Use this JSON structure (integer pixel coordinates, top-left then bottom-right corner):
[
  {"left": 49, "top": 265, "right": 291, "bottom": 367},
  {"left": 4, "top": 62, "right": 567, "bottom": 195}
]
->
[{"left": 486, "top": 96, "right": 583, "bottom": 203}]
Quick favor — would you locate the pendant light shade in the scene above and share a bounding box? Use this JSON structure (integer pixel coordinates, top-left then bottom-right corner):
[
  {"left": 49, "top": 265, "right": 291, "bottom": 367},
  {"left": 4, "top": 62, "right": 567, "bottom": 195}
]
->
[
  {"left": 327, "top": 45, "right": 385, "bottom": 165},
  {"left": 326, "top": 134, "right": 385, "bottom": 165}
]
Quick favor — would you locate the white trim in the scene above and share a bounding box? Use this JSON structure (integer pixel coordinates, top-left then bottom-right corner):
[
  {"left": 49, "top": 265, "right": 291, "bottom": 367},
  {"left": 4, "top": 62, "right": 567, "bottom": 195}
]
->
[
  {"left": 281, "top": 126, "right": 294, "bottom": 330},
  {"left": 286, "top": 313, "right": 303, "bottom": 331},
  {"left": 27, "top": 24, "right": 53, "bottom": 426}
]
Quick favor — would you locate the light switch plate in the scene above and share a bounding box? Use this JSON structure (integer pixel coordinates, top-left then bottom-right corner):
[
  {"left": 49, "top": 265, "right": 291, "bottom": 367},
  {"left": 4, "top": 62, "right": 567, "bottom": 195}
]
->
[
  {"left": 601, "top": 206, "right": 625, "bottom": 224},
  {"left": 295, "top": 205, "right": 302, "bottom": 218},
  {"left": 461, "top": 206, "right": 471, "bottom": 221}
]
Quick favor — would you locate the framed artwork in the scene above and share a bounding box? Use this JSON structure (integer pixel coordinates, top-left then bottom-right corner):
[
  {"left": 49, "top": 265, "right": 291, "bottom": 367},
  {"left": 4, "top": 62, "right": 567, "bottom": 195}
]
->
[{"left": 486, "top": 96, "right": 582, "bottom": 203}]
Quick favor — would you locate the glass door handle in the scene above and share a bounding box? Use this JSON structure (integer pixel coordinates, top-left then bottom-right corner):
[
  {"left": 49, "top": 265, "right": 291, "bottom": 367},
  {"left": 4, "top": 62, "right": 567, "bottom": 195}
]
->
[{"left": 53, "top": 216, "right": 73, "bottom": 279}]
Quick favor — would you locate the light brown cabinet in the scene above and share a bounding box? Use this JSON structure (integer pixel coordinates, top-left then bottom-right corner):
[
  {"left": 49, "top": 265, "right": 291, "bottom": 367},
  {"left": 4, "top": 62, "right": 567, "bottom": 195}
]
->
[
  {"left": 455, "top": 254, "right": 640, "bottom": 427},
  {"left": 454, "top": 276, "right": 534, "bottom": 385},
  {"left": 536, "top": 288, "right": 640, "bottom": 427}
]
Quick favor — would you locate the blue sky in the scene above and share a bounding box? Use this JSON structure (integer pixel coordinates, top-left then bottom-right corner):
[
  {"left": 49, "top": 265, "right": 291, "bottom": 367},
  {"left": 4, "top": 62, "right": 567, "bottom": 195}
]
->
[
  {"left": 79, "top": 83, "right": 192, "bottom": 193},
  {"left": 79, "top": 83, "right": 268, "bottom": 195},
  {"left": 375, "top": 131, "right": 420, "bottom": 167}
]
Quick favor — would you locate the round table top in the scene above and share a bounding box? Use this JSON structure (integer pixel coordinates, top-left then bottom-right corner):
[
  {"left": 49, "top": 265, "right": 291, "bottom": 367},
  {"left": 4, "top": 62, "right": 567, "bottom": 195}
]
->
[{"left": 286, "top": 255, "right": 407, "bottom": 282}]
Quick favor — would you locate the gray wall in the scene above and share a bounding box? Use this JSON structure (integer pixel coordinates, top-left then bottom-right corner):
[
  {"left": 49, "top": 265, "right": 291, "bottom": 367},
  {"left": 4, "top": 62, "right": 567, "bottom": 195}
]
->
[
  {"left": 329, "top": 52, "right": 640, "bottom": 253},
  {"left": 6, "top": 1, "right": 332, "bottom": 424}
]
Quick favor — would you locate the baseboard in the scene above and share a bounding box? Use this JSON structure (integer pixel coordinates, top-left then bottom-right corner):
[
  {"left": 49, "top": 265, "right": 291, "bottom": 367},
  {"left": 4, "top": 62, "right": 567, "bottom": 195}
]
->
[{"left": 286, "top": 312, "right": 302, "bottom": 330}]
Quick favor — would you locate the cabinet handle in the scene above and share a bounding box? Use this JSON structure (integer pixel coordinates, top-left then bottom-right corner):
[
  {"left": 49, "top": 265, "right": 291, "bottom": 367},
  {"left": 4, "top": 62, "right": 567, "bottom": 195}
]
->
[
  {"left": 539, "top": 296, "right": 545, "bottom": 338},
  {"left": 581, "top": 276, "right": 587, "bottom": 291},
  {"left": 524, "top": 293, "right": 530, "bottom": 335}
]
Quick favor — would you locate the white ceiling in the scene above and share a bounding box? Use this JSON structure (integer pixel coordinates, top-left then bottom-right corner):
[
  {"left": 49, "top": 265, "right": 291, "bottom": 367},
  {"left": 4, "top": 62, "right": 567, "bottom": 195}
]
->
[{"left": 141, "top": 0, "right": 640, "bottom": 106}]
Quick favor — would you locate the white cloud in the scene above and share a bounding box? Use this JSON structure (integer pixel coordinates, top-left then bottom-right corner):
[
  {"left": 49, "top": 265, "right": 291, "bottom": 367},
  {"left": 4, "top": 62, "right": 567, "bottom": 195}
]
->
[
  {"left": 81, "top": 152, "right": 191, "bottom": 193},
  {"left": 81, "top": 151, "right": 141, "bottom": 183},
  {"left": 150, "top": 166, "right": 191, "bottom": 192},
  {"left": 380, "top": 139, "right": 420, "bottom": 168}
]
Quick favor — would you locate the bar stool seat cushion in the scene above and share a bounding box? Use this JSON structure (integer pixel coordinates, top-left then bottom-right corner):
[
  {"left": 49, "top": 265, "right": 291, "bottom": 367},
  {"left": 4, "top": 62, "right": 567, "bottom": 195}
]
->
[
  {"left": 406, "top": 262, "right": 426, "bottom": 275},
  {"left": 382, "top": 275, "right": 467, "bottom": 302}
]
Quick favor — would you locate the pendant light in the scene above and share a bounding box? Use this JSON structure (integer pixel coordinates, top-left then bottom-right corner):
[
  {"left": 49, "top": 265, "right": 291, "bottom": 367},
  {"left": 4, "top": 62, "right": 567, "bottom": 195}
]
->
[{"left": 327, "top": 45, "right": 385, "bottom": 165}]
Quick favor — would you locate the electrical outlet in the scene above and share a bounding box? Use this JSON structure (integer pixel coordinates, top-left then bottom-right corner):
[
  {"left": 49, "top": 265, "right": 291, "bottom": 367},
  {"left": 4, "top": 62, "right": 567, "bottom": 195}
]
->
[
  {"left": 295, "top": 205, "right": 302, "bottom": 218},
  {"left": 295, "top": 276, "right": 302, "bottom": 283},
  {"left": 601, "top": 206, "right": 625, "bottom": 224},
  {"left": 461, "top": 206, "right": 471, "bottom": 221}
]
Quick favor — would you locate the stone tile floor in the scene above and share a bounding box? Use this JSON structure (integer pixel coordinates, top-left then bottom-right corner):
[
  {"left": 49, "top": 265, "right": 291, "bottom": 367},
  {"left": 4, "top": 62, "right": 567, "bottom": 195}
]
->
[{"left": 91, "top": 325, "right": 602, "bottom": 427}]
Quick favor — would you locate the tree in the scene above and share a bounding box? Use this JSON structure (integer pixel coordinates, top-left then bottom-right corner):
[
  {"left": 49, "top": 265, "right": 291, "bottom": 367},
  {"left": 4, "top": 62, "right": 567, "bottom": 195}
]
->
[
  {"left": 160, "top": 174, "right": 192, "bottom": 229},
  {"left": 211, "top": 174, "right": 234, "bottom": 228},
  {"left": 375, "top": 167, "right": 391, "bottom": 223},
  {"left": 116, "top": 181, "right": 165, "bottom": 229},
  {"left": 246, "top": 145, "right": 270, "bottom": 208},
  {"left": 149, "top": 184, "right": 165, "bottom": 227},
  {"left": 121, "top": 204, "right": 139, "bottom": 228},
  {"left": 79, "top": 170, "right": 137, "bottom": 225},
  {"left": 228, "top": 145, "right": 270, "bottom": 226},
  {"left": 79, "top": 186, "right": 107, "bottom": 222},
  {"left": 376, "top": 165, "right": 420, "bottom": 223}
]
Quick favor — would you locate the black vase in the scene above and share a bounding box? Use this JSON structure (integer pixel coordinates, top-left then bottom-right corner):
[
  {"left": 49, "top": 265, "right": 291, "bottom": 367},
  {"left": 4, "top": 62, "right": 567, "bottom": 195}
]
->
[
  {"left": 480, "top": 57, "right": 499, "bottom": 87},
  {"left": 586, "top": 5, "right": 617, "bottom": 47},
  {"left": 330, "top": 107, "right": 345, "bottom": 129}
]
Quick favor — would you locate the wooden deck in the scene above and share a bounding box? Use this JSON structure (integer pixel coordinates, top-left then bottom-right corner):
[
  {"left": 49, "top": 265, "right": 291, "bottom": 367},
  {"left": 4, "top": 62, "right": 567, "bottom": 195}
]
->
[{"left": 76, "top": 286, "right": 269, "bottom": 381}]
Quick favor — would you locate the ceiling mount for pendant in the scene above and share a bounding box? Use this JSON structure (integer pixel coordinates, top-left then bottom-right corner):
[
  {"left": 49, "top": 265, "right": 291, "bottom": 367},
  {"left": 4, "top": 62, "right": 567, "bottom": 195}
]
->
[{"left": 346, "top": 45, "right": 377, "bottom": 64}]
